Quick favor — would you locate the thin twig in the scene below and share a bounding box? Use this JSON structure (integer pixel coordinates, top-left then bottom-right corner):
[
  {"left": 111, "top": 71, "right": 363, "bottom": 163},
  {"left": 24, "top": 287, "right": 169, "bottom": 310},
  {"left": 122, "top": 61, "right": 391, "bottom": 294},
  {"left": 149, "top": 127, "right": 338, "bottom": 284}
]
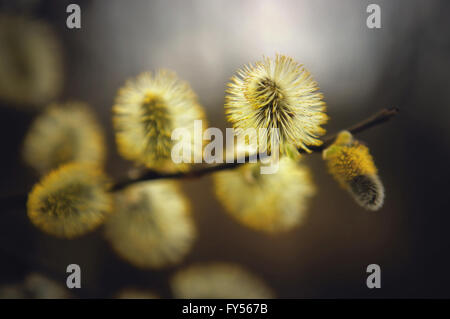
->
[
  {"left": 111, "top": 107, "right": 399, "bottom": 191},
  {"left": 308, "top": 106, "right": 400, "bottom": 152}
]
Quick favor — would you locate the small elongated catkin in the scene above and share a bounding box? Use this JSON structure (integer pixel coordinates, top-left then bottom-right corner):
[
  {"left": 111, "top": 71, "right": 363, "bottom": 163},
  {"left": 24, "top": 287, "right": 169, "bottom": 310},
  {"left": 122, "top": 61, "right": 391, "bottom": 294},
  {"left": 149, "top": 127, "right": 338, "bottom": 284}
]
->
[{"left": 323, "top": 131, "right": 384, "bottom": 211}]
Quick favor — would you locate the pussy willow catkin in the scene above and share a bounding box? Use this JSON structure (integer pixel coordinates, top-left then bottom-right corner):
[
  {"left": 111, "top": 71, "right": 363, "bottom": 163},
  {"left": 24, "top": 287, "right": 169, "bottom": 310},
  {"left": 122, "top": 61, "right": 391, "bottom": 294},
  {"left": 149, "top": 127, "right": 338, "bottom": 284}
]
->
[
  {"left": 27, "top": 163, "right": 112, "bottom": 238},
  {"left": 0, "top": 273, "right": 72, "bottom": 299},
  {"left": 23, "top": 102, "right": 106, "bottom": 175},
  {"left": 213, "top": 157, "right": 316, "bottom": 233},
  {"left": 113, "top": 70, "right": 206, "bottom": 172},
  {"left": 322, "top": 130, "right": 384, "bottom": 211},
  {"left": 171, "top": 263, "right": 274, "bottom": 299},
  {"left": 114, "top": 288, "right": 159, "bottom": 299},
  {"left": 225, "top": 54, "right": 328, "bottom": 157},
  {"left": 0, "top": 15, "right": 62, "bottom": 106},
  {"left": 104, "top": 180, "right": 195, "bottom": 269}
]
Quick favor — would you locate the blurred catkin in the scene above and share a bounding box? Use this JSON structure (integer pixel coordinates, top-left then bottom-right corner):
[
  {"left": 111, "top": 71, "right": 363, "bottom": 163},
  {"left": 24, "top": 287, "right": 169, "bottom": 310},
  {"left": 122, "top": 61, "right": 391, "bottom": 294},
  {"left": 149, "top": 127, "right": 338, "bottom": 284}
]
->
[
  {"left": 113, "top": 70, "right": 206, "bottom": 172},
  {"left": 114, "top": 288, "right": 159, "bottom": 299},
  {"left": 213, "top": 157, "right": 316, "bottom": 233},
  {"left": 23, "top": 102, "right": 106, "bottom": 175},
  {"left": 27, "top": 163, "right": 112, "bottom": 238},
  {"left": 104, "top": 180, "right": 195, "bottom": 269},
  {"left": 0, "top": 15, "right": 63, "bottom": 106},
  {"left": 0, "top": 273, "right": 72, "bottom": 299},
  {"left": 171, "top": 263, "right": 274, "bottom": 299}
]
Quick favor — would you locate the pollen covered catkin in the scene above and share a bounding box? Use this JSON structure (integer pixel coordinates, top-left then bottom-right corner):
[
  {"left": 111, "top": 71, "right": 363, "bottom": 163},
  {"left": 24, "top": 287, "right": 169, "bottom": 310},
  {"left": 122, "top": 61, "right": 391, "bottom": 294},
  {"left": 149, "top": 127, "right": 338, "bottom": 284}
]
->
[
  {"left": 115, "top": 288, "right": 159, "bottom": 299},
  {"left": 225, "top": 54, "right": 328, "bottom": 156},
  {"left": 104, "top": 180, "right": 195, "bottom": 269},
  {"left": 171, "top": 263, "right": 274, "bottom": 299},
  {"left": 0, "top": 273, "right": 72, "bottom": 299},
  {"left": 322, "top": 130, "right": 384, "bottom": 211},
  {"left": 23, "top": 102, "right": 106, "bottom": 175},
  {"left": 113, "top": 70, "right": 206, "bottom": 172},
  {"left": 0, "top": 15, "right": 62, "bottom": 106},
  {"left": 213, "top": 157, "right": 316, "bottom": 233},
  {"left": 27, "top": 163, "right": 112, "bottom": 238}
]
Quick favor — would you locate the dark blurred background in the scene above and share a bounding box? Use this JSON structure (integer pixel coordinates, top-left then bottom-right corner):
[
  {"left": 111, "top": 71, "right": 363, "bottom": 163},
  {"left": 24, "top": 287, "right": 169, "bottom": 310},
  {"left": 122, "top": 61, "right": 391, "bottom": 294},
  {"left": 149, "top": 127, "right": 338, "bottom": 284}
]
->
[{"left": 1, "top": 0, "right": 450, "bottom": 298}]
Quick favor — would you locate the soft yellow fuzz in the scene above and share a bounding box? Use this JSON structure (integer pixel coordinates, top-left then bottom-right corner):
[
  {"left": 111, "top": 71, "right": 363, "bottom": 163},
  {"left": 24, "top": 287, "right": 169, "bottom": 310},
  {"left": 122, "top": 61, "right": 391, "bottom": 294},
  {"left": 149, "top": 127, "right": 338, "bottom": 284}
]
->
[
  {"left": 0, "top": 15, "right": 62, "bottom": 106},
  {"left": 225, "top": 54, "right": 328, "bottom": 156},
  {"left": 104, "top": 181, "right": 195, "bottom": 269},
  {"left": 322, "top": 131, "right": 377, "bottom": 187},
  {"left": 323, "top": 131, "right": 384, "bottom": 211},
  {"left": 113, "top": 70, "right": 206, "bottom": 172},
  {"left": 23, "top": 102, "right": 106, "bottom": 175},
  {"left": 213, "top": 157, "right": 316, "bottom": 233},
  {"left": 171, "top": 263, "right": 274, "bottom": 299},
  {"left": 27, "top": 163, "right": 112, "bottom": 238},
  {"left": 115, "top": 288, "right": 159, "bottom": 299},
  {"left": 0, "top": 273, "right": 71, "bottom": 299}
]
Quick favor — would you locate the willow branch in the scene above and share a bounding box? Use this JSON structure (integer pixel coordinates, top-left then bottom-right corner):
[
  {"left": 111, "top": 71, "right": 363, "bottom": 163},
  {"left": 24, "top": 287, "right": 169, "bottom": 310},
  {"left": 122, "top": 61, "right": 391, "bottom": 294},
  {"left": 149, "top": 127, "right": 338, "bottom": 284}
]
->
[{"left": 111, "top": 107, "right": 399, "bottom": 191}]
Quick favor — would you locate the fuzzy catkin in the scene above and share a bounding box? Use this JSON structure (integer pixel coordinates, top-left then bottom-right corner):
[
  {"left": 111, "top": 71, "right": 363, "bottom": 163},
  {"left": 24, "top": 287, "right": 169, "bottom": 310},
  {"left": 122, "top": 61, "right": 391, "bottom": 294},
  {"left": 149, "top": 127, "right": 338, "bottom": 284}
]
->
[
  {"left": 225, "top": 54, "right": 328, "bottom": 156},
  {"left": 171, "top": 263, "right": 274, "bottom": 299},
  {"left": 27, "top": 163, "right": 112, "bottom": 238},
  {"left": 113, "top": 70, "right": 206, "bottom": 172},
  {"left": 104, "top": 180, "right": 195, "bottom": 269},
  {"left": 323, "top": 131, "right": 384, "bottom": 211}
]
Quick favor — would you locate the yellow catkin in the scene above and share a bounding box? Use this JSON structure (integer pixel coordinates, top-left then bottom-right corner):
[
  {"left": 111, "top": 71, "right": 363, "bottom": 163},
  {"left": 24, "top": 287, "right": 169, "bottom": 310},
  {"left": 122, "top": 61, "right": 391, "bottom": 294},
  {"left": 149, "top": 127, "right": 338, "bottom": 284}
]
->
[
  {"left": 113, "top": 70, "right": 206, "bottom": 172},
  {"left": 27, "top": 163, "right": 112, "bottom": 238},
  {"left": 115, "top": 288, "right": 159, "bottom": 299},
  {"left": 323, "top": 131, "right": 384, "bottom": 210},
  {"left": 0, "top": 273, "right": 71, "bottom": 299},
  {"left": 104, "top": 180, "right": 195, "bottom": 269},
  {"left": 225, "top": 54, "right": 328, "bottom": 156},
  {"left": 213, "top": 157, "right": 316, "bottom": 233},
  {"left": 171, "top": 263, "right": 274, "bottom": 299},
  {"left": 0, "top": 15, "right": 63, "bottom": 106},
  {"left": 23, "top": 102, "right": 106, "bottom": 175},
  {"left": 323, "top": 142, "right": 377, "bottom": 187}
]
